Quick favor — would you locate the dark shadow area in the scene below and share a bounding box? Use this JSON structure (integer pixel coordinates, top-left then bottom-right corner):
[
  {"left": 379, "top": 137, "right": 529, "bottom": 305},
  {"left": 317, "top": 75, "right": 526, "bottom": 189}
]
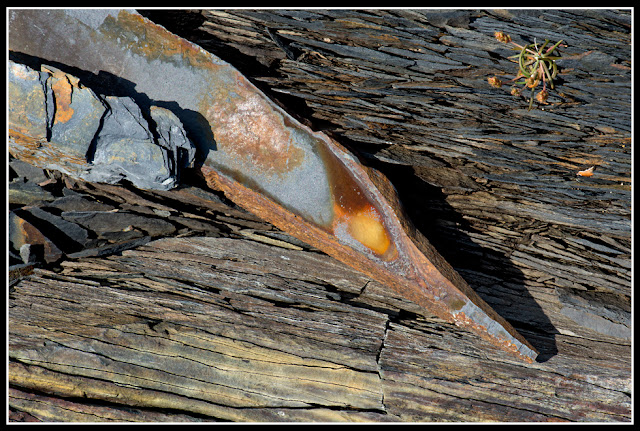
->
[{"left": 365, "top": 161, "right": 559, "bottom": 361}]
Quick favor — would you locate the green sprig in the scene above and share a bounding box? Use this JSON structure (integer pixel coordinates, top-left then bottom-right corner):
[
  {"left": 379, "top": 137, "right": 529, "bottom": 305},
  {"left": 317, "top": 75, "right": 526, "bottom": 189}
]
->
[{"left": 492, "top": 32, "right": 566, "bottom": 110}]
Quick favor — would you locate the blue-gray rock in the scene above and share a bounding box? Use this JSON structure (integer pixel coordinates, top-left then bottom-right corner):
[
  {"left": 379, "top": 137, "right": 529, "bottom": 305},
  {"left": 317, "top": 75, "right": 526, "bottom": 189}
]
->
[
  {"left": 43, "top": 64, "right": 107, "bottom": 161},
  {"left": 46, "top": 194, "right": 115, "bottom": 213},
  {"left": 8, "top": 61, "right": 50, "bottom": 141},
  {"left": 10, "top": 158, "right": 49, "bottom": 183},
  {"left": 60, "top": 210, "right": 176, "bottom": 238},
  {"left": 84, "top": 96, "right": 166, "bottom": 189},
  {"left": 151, "top": 105, "right": 197, "bottom": 172},
  {"left": 9, "top": 59, "right": 196, "bottom": 191}
]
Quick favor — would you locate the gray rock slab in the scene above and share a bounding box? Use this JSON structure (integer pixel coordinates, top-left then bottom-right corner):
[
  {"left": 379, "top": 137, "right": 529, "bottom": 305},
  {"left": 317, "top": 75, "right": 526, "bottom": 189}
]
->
[
  {"left": 45, "top": 194, "right": 116, "bottom": 213},
  {"left": 10, "top": 158, "right": 49, "bottom": 184},
  {"left": 9, "top": 59, "right": 197, "bottom": 191},
  {"left": 9, "top": 180, "right": 56, "bottom": 206},
  {"left": 43, "top": 64, "right": 107, "bottom": 161},
  {"left": 18, "top": 207, "right": 93, "bottom": 251}
]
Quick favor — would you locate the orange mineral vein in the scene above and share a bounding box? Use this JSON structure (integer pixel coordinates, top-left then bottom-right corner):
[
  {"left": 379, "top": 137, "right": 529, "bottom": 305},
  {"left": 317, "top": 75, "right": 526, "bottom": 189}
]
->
[{"left": 9, "top": 9, "right": 538, "bottom": 363}]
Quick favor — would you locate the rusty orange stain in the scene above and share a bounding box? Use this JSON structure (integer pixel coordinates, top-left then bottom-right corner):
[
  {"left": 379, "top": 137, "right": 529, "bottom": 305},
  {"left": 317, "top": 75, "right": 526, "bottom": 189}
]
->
[
  {"left": 51, "top": 76, "right": 74, "bottom": 124},
  {"left": 9, "top": 128, "right": 90, "bottom": 171},
  {"left": 41, "top": 66, "right": 77, "bottom": 125},
  {"left": 577, "top": 166, "right": 595, "bottom": 177},
  {"left": 8, "top": 129, "right": 45, "bottom": 149},
  {"left": 105, "top": 10, "right": 222, "bottom": 71},
  {"left": 207, "top": 82, "right": 306, "bottom": 175},
  {"left": 221, "top": 142, "right": 538, "bottom": 362},
  {"left": 314, "top": 137, "right": 397, "bottom": 260}
]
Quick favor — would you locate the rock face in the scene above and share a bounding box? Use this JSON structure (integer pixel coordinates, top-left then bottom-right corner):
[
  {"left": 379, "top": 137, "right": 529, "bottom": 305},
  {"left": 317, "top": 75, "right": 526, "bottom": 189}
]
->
[
  {"left": 8, "top": 60, "right": 196, "bottom": 191},
  {"left": 8, "top": 9, "right": 631, "bottom": 422}
]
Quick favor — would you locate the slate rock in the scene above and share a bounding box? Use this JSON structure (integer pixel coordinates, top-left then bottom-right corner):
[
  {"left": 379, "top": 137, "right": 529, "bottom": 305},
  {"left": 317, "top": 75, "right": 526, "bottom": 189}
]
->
[
  {"left": 9, "top": 59, "right": 197, "bottom": 191},
  {"left": 46, "top": 194, "right": 115, "bottom": 213},
  {"left": 9, "top": 180, "right": 56, "bottom": 206},
  {"left": 66, "top": 236, "right": 152, "bottom": 259},
  {"left": 10, "top": 158, "right": 49, "bottom": 184},
  {"left": 84, "top": 96, "right": 167, "bottom": 188},
  {"left": 61, "top": 211, "right": 176, "bottom": 238},
  {"left": 8, "top": 212, "right": 64, "bottom": 264},
  {"left": 43, "top": 65, "right": 107, "bottom": 161},
  {"left": 15, "top": 207, "right": 94, "bottom": 253},
  {"left": 8, "top": 61, "right": 50, "bottom": 141}
]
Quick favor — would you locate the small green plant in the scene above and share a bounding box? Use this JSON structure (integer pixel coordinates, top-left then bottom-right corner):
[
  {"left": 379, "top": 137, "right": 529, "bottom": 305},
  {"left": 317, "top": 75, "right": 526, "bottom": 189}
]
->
[{"left": 489, "top": 31, "right": 566, "bottom": 110}]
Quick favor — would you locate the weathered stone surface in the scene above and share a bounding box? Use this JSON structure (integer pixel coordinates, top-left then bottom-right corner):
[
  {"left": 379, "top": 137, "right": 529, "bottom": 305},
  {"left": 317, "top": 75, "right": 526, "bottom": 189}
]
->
[
  {"left": 10, "top": 158, "right": 49, "bottom": 184},
  {"left": 8, "top": 8, "right": 631, "bottom": 422},
  {"left": 8, "top": 211, "right": 64, "bottom": 264},
  {"left": 8, "top": 61, "right": 50, "bottom": 141},
  {"left": 7, "top": 155, "right": 278, "bottom": 270},
  {"left": 84, "top": 97, "right": 178, "bottom": 190},
  {"left": 8, "top": 180, "right": 56, "bottom": 206},
  {"left": 14, "top": 206, "right": 94, "bottom": 251},
  {"left": 44, "top": 65, "right": 107, "bottom": 161},
  {"left": 60, "top": 210, "right": 176, "bottom": 239},
  {"left": 45, "top": 194, "right": 115, "bottom": 213},
  {"left": 9, "top": 236, "right": 631, "bottom": 422},
  {"left": 8, "top": 59, "right": 196, "bottom": 191}
]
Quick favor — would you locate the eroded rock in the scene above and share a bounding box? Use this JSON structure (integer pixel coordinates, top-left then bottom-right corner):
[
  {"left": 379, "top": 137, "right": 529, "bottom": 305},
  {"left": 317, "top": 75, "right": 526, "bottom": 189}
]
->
[{"left": 8, "top": 60, "right": 196, "bottom": 191}]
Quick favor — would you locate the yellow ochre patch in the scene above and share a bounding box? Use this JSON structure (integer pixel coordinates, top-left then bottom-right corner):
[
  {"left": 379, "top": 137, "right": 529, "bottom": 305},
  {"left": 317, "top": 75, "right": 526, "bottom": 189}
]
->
[{"left": 339, "top": 205, "right": 391, "bottom": 256}]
